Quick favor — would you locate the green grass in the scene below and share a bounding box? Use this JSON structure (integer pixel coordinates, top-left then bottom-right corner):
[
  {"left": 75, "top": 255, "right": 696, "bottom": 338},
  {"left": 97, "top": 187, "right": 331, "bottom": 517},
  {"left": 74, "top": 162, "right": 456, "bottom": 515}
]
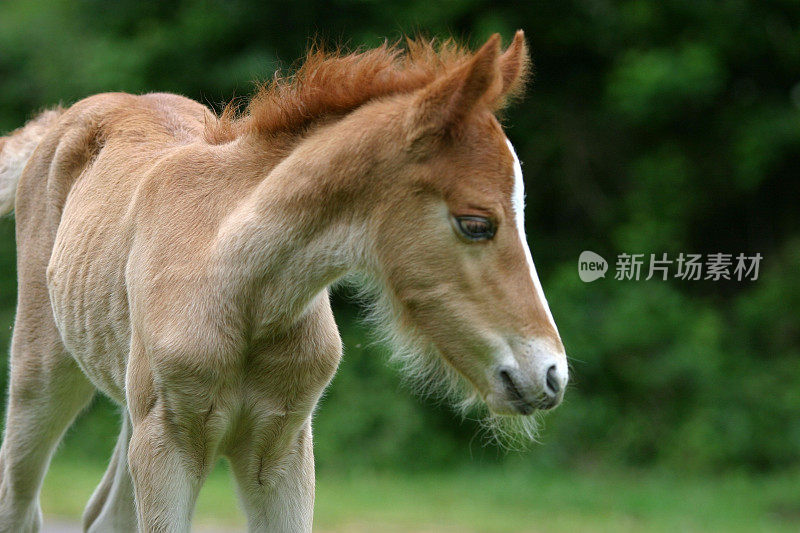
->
[{"left": 41, "top": 457, "right": 800, "bottom": 532}]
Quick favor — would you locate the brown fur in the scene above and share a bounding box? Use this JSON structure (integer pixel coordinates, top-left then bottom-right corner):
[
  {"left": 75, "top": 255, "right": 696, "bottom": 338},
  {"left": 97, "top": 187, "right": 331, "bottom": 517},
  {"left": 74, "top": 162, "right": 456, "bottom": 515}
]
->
[
  {"left": 0, "top": 32, "right": 565, "bottom": 533},
  {"left": 206, "top": 33, "right": 529, "bottom": 143}
]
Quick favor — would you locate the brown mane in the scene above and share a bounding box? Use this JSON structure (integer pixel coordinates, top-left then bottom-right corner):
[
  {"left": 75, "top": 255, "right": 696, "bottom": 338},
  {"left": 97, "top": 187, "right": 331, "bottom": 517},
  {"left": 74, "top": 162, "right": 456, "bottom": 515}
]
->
[{"left": 205, "top": 37, "right": 523, "bottom": 144}]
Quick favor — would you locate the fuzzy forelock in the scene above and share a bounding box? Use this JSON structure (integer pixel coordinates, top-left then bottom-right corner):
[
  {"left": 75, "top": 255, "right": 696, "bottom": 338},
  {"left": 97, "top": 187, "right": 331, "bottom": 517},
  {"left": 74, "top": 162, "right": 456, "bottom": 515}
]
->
[
  {"left": 340, "top": 273, "right": 541, "bottom": 451},
  {"left": 205, "top": 36, "right": 526, "bottom": 144}
]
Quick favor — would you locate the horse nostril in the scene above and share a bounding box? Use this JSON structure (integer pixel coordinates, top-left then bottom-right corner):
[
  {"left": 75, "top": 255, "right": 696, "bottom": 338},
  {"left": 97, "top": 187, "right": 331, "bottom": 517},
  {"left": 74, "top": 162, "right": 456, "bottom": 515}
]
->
[{"left": 545, "top": 365, "right": 561, "bottom": 395}]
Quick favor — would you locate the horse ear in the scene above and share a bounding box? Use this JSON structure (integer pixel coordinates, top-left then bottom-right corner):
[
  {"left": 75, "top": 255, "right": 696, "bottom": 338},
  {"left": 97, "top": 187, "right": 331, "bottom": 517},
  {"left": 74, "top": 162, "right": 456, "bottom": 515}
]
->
[
  {"left": 498, "top": 30, "right": 530, "bottom": 100},
  {"left": 407, "top": 34, "right": 502, "bottom": 145}
]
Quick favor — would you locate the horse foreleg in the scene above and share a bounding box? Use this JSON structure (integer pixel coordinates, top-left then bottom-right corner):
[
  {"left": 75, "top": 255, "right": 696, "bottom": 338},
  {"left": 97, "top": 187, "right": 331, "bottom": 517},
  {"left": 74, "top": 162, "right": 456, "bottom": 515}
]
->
[
  {"left": 127, "top": 402, "right": 214, "bottom": 533},
  {"left": 228, "top": 422, "right": 315, "bottom": 533}
]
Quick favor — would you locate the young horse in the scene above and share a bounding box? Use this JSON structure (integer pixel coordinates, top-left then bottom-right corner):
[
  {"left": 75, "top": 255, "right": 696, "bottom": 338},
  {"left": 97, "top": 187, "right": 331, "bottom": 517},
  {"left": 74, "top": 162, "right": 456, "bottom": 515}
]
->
[{"left": 0, "top": 32, "right": 568, "bottom": 532}]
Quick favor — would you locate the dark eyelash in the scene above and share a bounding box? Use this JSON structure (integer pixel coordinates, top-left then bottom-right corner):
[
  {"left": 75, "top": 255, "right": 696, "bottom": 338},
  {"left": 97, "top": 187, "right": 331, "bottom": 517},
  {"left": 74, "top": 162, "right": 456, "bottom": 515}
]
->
[{"left": 454, "top": 216, "right": 496, "bottom": 241}]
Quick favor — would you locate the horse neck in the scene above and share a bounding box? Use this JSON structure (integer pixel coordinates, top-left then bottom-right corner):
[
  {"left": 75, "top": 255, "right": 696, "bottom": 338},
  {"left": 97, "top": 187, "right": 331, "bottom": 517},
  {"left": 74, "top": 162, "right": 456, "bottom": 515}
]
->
[{"left": 210, "top": 122, "right": 381, "bottom": 333}]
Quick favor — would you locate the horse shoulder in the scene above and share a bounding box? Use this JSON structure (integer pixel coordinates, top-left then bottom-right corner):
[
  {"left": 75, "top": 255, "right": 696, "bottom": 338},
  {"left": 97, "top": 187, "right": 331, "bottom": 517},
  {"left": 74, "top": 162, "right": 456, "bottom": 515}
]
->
[{"left": 240, "top": 292, "right": 343, "bottom": 423}]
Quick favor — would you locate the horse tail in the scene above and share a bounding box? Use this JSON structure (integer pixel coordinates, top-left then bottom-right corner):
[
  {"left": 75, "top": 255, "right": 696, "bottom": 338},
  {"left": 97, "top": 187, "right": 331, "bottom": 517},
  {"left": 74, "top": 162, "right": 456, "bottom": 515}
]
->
[{"left": 0, "top": 108, "right": 64, "bottom": 216}]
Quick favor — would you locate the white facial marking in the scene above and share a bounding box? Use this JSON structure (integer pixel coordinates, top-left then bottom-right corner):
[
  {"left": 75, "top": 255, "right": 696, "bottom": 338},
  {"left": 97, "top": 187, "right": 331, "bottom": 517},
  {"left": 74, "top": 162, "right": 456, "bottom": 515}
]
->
[{"left": 506, "top": 139, "right": 559, "bottom": 334}]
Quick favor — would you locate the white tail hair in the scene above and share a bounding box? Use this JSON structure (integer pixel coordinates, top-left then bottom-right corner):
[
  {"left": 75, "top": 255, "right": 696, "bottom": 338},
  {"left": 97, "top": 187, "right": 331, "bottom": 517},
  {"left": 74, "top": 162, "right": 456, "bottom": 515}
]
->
[{"left": 0, "top": 109, "right": 62, "bottom": 216}]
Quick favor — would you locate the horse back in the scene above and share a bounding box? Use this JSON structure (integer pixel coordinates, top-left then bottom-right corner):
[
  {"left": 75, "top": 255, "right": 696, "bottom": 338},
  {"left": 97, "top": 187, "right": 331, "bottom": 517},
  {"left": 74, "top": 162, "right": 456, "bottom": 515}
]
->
[{"left": 15, "top": 92, "right": 215, "bottom": 399}]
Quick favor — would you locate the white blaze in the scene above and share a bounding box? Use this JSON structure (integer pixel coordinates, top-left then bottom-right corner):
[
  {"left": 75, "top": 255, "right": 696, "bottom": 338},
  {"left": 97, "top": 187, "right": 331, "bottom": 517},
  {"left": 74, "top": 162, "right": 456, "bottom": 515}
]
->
[{"left": 506, "top": 139, "right": 558, "bottom": 334}]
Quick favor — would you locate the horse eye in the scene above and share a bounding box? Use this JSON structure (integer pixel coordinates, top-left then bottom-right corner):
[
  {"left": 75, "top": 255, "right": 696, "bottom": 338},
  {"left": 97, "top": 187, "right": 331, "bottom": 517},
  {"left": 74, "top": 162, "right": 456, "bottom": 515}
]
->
[{"left": 454, "top": 216, "right": 496, "bottom": 241}]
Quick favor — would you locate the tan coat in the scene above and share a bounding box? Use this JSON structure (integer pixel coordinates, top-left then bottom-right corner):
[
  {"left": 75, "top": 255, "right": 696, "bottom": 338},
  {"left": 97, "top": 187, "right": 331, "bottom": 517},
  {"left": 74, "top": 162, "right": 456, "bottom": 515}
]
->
[{"left": 0, "top": 32, "right": 567, "bottom": 532}]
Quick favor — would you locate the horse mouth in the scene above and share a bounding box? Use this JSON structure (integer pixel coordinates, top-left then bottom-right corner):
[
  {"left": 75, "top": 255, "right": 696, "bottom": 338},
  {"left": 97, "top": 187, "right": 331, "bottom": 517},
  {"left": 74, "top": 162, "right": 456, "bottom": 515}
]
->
[
  {"left": 499, "top": 369, "right": 536, "bottom": 415},
  {"left": 498, "top": 368, "right": 560, "bottom": 415}
]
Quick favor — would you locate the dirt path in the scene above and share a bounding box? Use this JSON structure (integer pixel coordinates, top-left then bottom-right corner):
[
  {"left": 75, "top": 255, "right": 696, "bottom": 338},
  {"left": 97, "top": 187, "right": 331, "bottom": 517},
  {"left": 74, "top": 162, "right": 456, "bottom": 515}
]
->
[{"left": 43, "top": 518, "right": 238, "bottom": 532}]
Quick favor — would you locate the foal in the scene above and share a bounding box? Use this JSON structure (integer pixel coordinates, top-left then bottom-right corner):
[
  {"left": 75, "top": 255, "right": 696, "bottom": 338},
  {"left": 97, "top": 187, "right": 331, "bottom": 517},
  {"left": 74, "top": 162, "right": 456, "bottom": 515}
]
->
[{"left": 0, "top": 32, "right": 568, "bottom": 532}]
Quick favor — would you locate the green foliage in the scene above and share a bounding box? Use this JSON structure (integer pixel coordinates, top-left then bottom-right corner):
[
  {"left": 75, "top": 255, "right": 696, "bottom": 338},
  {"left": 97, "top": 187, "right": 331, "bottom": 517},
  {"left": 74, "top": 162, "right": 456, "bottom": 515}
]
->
[
  {"left": 1, "top": 0, "right": 798, "bottom": 474},
  {"left": 607, "top": 44, "right": 725, "bottom": 124}
]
